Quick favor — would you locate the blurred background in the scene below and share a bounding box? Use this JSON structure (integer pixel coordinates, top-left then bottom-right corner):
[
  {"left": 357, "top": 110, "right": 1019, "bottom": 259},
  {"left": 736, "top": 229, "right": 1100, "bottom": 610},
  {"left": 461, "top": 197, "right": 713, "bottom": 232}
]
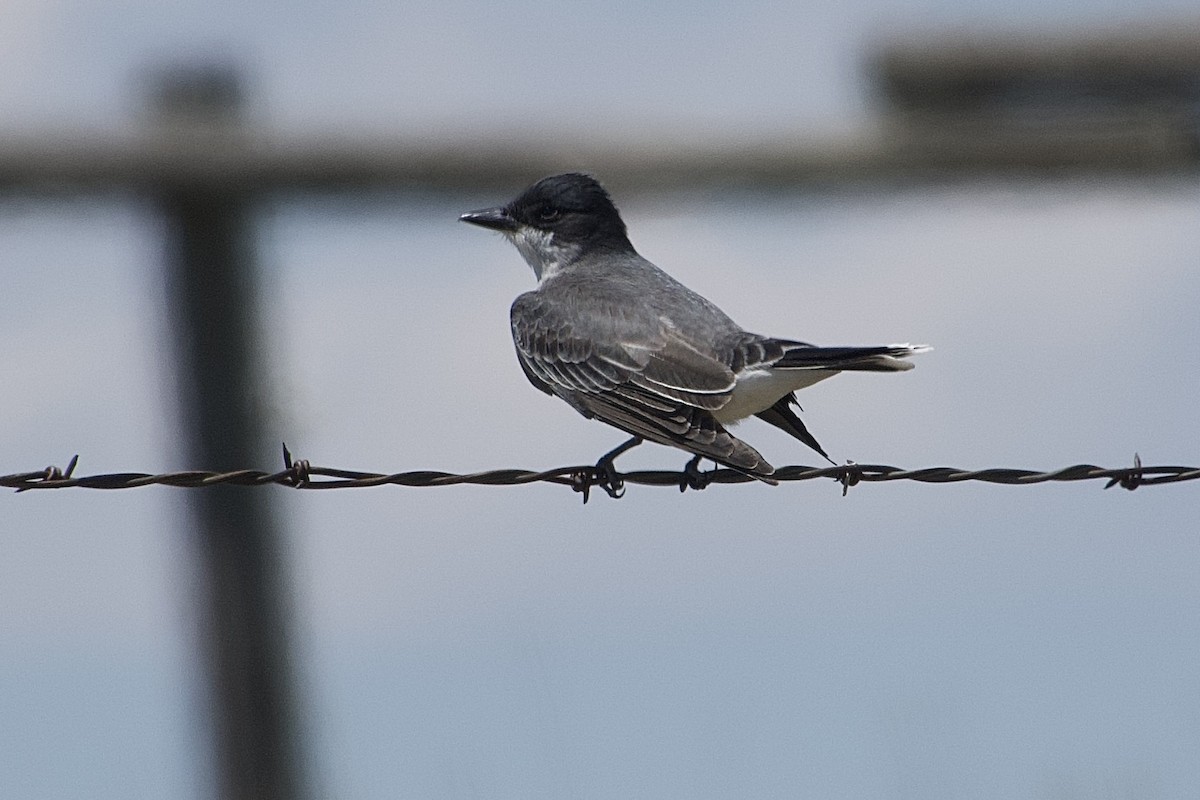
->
[{"left": 2, "top": 1, "right": 1199, "bottom": 798}]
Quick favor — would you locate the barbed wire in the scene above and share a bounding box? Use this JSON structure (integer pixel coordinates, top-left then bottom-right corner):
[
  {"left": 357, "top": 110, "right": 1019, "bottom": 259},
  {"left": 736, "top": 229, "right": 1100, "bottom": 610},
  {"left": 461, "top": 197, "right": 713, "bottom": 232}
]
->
[{"left": 2, "top": 448, "right": 1196, "bottom": 503}]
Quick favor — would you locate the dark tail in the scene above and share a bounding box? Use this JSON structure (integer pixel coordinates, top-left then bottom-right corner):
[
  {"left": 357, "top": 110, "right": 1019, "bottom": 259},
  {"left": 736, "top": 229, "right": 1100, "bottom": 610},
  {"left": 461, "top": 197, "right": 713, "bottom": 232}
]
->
[{"left": 774, "top": 343, "right": 929, "bottom": 372}]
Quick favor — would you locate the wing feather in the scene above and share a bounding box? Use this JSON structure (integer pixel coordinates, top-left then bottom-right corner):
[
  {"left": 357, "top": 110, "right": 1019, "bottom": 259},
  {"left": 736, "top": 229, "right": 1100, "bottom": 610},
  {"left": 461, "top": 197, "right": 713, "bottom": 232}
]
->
[{"left": 510, "top": 291, "right": 773, "bottom": 476}]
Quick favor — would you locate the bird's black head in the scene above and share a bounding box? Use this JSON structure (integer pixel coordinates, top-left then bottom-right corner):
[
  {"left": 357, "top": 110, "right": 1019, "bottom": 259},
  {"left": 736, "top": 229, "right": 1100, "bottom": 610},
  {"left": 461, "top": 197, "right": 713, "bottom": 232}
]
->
[{"left": 460, "top": 173, "right": 633, "bottom": 253}]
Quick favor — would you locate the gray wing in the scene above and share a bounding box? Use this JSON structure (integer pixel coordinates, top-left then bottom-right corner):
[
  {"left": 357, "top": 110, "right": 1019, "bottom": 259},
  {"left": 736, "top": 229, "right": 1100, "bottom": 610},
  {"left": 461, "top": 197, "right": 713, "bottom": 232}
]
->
[{"left": 510, "top": 291, "right": 774, "bottom": 476}]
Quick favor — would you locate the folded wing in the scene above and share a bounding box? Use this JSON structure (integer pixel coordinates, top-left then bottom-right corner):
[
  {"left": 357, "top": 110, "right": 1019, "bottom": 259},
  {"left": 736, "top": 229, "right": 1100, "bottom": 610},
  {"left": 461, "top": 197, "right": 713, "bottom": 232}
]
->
[{"left": 510, "top": 291, "right": 775, "bottom": 477}]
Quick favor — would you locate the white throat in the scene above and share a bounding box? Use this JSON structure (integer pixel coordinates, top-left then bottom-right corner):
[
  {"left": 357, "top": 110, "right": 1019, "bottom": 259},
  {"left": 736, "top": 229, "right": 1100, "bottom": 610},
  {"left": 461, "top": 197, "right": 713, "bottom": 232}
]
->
[{"left": 509, "top": 227, "right": 582, "bottom": 282}]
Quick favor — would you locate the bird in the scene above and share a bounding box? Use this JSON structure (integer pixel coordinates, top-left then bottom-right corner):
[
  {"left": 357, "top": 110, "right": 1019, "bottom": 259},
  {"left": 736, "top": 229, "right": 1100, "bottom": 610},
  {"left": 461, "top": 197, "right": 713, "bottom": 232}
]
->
[{"left": 460, "top": 172, "right": 927, "bottom": 487}]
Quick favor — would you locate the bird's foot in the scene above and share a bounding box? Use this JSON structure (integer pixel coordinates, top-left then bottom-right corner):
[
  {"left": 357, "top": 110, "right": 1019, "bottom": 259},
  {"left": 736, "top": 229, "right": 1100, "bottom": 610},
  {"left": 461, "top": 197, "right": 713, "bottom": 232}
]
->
[
  {"left": 680, "top": 454, "right": 713, "bottom": 492},
  {"left": 588, "top": 436, "right": 643, "bottom": 501}
]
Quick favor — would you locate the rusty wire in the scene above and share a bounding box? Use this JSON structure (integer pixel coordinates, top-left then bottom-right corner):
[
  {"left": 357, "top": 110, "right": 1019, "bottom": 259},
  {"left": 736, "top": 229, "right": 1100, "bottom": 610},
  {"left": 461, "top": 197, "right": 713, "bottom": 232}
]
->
[{"left": 1, "top": 447, "right": 1195, "bottom": 503}]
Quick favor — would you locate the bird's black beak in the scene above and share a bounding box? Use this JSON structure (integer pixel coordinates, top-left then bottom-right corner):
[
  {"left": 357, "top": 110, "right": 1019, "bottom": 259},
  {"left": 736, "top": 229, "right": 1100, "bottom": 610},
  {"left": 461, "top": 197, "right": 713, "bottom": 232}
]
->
[{"left": 459, "top": 206, "right": 518, "bottom": 232}]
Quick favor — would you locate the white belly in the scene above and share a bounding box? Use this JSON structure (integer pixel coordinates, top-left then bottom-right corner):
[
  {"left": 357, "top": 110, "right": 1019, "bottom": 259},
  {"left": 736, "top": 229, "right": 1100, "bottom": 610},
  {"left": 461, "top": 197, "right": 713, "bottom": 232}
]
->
[{"left": 713, "top": 368, "right": 838, "bottom": 423}]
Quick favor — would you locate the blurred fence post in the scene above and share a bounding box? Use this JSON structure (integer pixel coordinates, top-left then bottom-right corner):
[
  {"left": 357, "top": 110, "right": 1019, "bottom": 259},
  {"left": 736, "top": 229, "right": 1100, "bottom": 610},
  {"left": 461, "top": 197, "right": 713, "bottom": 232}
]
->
[{"left": 154, "top": 66, "right": 306, "bottom": 800}]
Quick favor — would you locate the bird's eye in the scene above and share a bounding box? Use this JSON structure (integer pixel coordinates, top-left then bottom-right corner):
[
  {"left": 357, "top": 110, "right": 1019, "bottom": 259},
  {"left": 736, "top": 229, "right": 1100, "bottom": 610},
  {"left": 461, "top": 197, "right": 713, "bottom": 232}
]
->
[{"left": 538, "top": 206, "right": 561, "bottom": 223}]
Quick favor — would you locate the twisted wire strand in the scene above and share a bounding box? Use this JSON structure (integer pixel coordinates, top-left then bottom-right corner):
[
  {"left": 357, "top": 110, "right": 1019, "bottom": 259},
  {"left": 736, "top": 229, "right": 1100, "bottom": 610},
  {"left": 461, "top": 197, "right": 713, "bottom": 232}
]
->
[{"left": 2, "top": 449, "right": 1195, "bottom": 502}]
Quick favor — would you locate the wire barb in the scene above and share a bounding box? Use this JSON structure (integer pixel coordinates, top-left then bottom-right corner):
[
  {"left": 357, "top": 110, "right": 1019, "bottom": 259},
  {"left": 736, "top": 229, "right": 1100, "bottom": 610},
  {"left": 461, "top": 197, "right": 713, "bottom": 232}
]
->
[
  {"left": 281, "top": 442, "right": 311, "bottom": 488},
  {"left": 1104, "top": 453, "right": 1144, "bottom": 491},
  {"left": 3, "top": 450, "right": 1198, "bottom": 497},
  {"left": 838, "top": 461, "right": 861, "bottom": 497},
  {"left": 13, "top": 454, "right": 80, "bottom": 493}
]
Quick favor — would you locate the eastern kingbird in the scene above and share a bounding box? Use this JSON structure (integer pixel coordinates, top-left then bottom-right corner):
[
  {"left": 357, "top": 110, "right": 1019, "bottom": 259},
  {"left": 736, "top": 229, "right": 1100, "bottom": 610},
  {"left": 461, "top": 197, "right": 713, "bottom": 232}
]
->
[{"left": 461, "top": 172, "right": 927, "bottom": 483}]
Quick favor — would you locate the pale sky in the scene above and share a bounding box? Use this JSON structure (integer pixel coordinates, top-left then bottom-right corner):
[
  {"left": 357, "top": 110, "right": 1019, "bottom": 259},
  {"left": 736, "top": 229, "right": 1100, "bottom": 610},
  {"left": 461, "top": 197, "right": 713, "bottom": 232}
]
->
[{"left": 2, "top": 2, "right": 1199, "bottom": 798}]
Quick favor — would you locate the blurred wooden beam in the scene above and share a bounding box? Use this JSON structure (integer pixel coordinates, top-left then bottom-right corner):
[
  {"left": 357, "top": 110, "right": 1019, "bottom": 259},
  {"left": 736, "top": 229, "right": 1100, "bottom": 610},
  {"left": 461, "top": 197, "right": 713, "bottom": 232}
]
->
[
  {"left": 0, "top": 113, "right": 1195, "bottom": 197},
  {"left": 874, "top": 27, "right": 1200, "bottom": 114},
  {"left": 871, "top": 26, "right": 1200, "bottom": 171},
  {"left": 156, "top": 66, "right": 307, "bottom": 800},
  {"left": 0, "top": 129, "right": 887, "bottom": 192}
]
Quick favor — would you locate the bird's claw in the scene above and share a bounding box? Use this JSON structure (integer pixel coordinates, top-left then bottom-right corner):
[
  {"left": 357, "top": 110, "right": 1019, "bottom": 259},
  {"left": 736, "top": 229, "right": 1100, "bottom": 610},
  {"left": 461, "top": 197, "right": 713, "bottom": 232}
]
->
[
  {"left": 680, "top": 455, "right": 712, "bottom": 492},
  {"left": 571, "top": 464, "right": 623, "bottom": 504},
  {"left": 578, "top": 436, "right": 642, "bottom": 502},
  {"left": 594, "top": 459, "right": 626, "bottom": 499}
]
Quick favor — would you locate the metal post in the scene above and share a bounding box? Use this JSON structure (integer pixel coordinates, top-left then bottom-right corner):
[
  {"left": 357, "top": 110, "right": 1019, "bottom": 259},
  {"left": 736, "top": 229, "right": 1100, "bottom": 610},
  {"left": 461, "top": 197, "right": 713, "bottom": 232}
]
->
[{"left": 155, "top": 66, "right": 306, "bottom": 800}]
